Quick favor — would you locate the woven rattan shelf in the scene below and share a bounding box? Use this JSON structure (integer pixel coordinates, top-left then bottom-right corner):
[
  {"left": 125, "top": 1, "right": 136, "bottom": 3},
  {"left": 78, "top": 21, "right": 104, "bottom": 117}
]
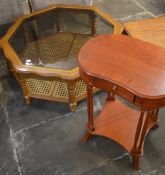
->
[
  {"left": 26, "top": 77, "right": 87, "bottom": 102},
  {"left": 0, "top": 5, "right": 124, "bottom": 111}
]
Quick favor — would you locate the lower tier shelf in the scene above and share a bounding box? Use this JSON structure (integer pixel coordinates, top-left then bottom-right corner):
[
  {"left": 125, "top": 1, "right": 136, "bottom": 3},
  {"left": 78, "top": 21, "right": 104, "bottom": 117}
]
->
[
  {"left": 26, "top": 77, "right": 87, "bottom": 103},
  {"left": 90, "top": 99, "right": 147, "bottom": 153}
]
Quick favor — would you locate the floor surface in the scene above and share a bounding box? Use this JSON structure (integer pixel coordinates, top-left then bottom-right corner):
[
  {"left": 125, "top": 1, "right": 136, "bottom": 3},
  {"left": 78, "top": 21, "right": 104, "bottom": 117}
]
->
[{"left": 0, "top": 0, "right": 165, "bottom": 174}]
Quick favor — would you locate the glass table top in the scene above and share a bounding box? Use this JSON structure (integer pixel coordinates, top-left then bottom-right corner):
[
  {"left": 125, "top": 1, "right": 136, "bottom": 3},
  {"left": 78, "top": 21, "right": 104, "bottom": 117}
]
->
[{"left": 9, "top": 8, "right": 114, "bottom": 70}]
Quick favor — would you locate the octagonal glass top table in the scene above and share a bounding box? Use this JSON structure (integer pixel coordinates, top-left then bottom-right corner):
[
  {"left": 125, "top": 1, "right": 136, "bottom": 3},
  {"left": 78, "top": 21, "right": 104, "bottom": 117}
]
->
[{"left": 0, "top": 5, "right": 123, "bottom": 111}]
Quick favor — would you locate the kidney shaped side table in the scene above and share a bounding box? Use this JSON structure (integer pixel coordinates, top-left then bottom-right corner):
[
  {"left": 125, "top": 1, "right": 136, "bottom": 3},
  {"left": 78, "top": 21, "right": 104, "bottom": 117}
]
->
[{"left": 78, "top": 34, "right": 165, "bottom": 170}]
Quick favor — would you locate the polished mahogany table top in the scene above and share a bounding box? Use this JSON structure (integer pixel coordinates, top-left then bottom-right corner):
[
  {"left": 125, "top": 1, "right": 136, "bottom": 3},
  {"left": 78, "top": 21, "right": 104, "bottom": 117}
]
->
[{"left": 79, "top": 34, "right": 165, "bottom": 107}]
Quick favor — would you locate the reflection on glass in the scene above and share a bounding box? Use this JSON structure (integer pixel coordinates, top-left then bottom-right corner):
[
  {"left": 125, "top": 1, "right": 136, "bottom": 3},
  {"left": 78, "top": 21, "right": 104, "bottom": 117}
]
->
[{"left": 9, "top": 9, "right": 114, "bottom": 70}]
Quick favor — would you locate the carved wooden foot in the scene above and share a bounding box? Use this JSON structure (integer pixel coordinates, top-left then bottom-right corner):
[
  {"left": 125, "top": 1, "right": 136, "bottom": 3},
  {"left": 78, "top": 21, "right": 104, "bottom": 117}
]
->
[
  {"left": 25, "top": 96, "right": 31, "bottom": 104},
  {"left": 82, "top": 132, "right": 92, "bottom": 143},
  {"left": 133, "top": 155, "right": 141, "bottom": 170},
  {"left": 69, "top": 102, "right": 77, "bottom": 112},
  {"left": 152, "top": 122, "right": 160, "bottom": 129},
  {"left": 68, "top": 80, "right": 77, "bottom": 112}
]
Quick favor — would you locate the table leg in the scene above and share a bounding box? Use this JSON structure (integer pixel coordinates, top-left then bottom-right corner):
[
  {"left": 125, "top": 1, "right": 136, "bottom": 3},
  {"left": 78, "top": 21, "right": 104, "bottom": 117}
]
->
[
  {"left": 56, "top": 9, "right": 62, "bottom": 33},
  {"left": 23, "top": 23, "right": 30, "bottom": 44},
  {"left": 90, "top": 12, "right": 96, "bottom": 36},
  {"left": 18, "top": 74, "right": 31, "bottom": 104},
  {"left": 106, "top": 92, "right": 115, "bottom": 101},
  {"left": 67, "top": 80, "right": 77, "bottom": 112},
  {"left": 152, "top": 109, "right": 160, "bottom": 129},
  {"left": 87, "top": 85, "right": 95, "bottom": 130},
  {"left": 83, "top": 85, "right": 95, "bottom": 142},
  {"left": 131, "top": 109, "right": 151, "bottom": 170},
  {"left": 82, "top": 131, "right": 92, "bottom": 143},
  {"left": 131, "top": 108, "right": 160, "bottom": 170},
  {"left": 133, "top": 156, "right": 141, "bottom": 170}
]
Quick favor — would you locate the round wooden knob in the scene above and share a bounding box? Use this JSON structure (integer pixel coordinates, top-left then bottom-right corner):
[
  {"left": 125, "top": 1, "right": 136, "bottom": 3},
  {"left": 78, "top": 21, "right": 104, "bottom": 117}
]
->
[{"left": 113, "top": 86, "right": 117, "bottom": 91}]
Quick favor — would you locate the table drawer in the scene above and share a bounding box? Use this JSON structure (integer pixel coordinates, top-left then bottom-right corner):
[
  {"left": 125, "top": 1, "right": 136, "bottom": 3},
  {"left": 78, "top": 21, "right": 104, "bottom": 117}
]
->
[
  {"left": 88, "top": 77, "right": 135, "bottom": 103},
  {"left": 112, "top": 85, "right": 135, "bottom": 103}
]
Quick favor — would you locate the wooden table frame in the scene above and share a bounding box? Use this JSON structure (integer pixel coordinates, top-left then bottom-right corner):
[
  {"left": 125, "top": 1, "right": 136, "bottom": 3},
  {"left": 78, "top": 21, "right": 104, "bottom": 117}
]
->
[
  {"left": 0, "top": 5, "right": 124, "bottom": 111},
  {"left": 79, "top": 34, "right": 165, "bottom": 170},
  {"left": 83, "top": 86, "right": 159, "bottom": 170}
]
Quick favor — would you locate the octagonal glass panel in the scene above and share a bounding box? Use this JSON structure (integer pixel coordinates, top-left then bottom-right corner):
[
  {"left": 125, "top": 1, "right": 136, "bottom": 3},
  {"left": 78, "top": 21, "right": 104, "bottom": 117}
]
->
[{"left": 9, "top": 8, "right": 114, "bottom": 70}]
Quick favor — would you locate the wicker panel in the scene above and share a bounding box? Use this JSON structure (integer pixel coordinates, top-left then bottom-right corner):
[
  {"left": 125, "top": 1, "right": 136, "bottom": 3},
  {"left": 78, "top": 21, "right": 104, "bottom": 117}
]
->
[
  {"left": 21, "top": 33, "right": 74, "bottom": 65},
  {"left": 53, "top": 79, "right": 87, "bottom": 99},
  {"left": 20, "top": 32, "right": 89, "bottom": 106},
  {"left": 20, "top": 33, "right": 91, "bottom": 68},
  {"left": 75, "top": 79, "right": 87, "bottom": 97},
  {"left": 69, "top": 34, "right": 91, "bottom": 57},
  {"left": 53, "top": 81, "right": 69, "bottom": 100},
  {"left": 25, "top": 77, "right": 87, "bottom": 100},
  {"left": 26, "top": 77, "right": 54, "bottom": 96}
]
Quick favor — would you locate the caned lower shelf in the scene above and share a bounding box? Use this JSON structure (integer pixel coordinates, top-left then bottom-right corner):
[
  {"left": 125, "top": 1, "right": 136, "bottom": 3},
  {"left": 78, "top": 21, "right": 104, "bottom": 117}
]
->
[
  {"left": 26, "top": 77, "right": 87, "bottom": 103},
  {"left": 24, "top": 76, "right": 99, "bottom": 103},
  {"left": 90, "top": 98, "right": 141, "bottom": 153}
]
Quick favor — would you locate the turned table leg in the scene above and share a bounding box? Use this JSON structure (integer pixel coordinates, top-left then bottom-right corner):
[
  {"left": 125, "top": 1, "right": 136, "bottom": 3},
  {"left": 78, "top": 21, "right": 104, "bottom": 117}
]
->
[
  {"left": 56, "top": 9, "right": 62, "bottom": 33},
  {"left": 67, "top": 80, "right": 77, "bottom": 112},
  {"left": 133, "top": 156, "right": 141, "bottom": 170},
  {"left": 82, "top": 132, "right": 92, "bottom": 143},
  {"left": 19, "top": 74, "right": 31, "bottom": 104},
  {"left": 83, "top": 85, "right": 95, "bottom": 142},
  {"left": 152, "top": 109, "right": 160, "bottom": 129},
  {"left": 90, "top": 11, "right": 96, "bottom": 37},
  {"left": 132, "top": 109, "right": 156, "bottom": 170}
]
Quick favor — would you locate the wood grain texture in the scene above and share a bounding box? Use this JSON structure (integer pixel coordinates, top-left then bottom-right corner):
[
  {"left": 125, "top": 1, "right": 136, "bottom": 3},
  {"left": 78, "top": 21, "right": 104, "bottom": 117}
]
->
[
  {"left": 124, "top": 16, "right": 165, "bottom": 48},
  {"left": 79, "top": 34, "right": 165, "bottom": 101},
  {"left": 79, "top": 34, "right": 163, "bottom": 170}
]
